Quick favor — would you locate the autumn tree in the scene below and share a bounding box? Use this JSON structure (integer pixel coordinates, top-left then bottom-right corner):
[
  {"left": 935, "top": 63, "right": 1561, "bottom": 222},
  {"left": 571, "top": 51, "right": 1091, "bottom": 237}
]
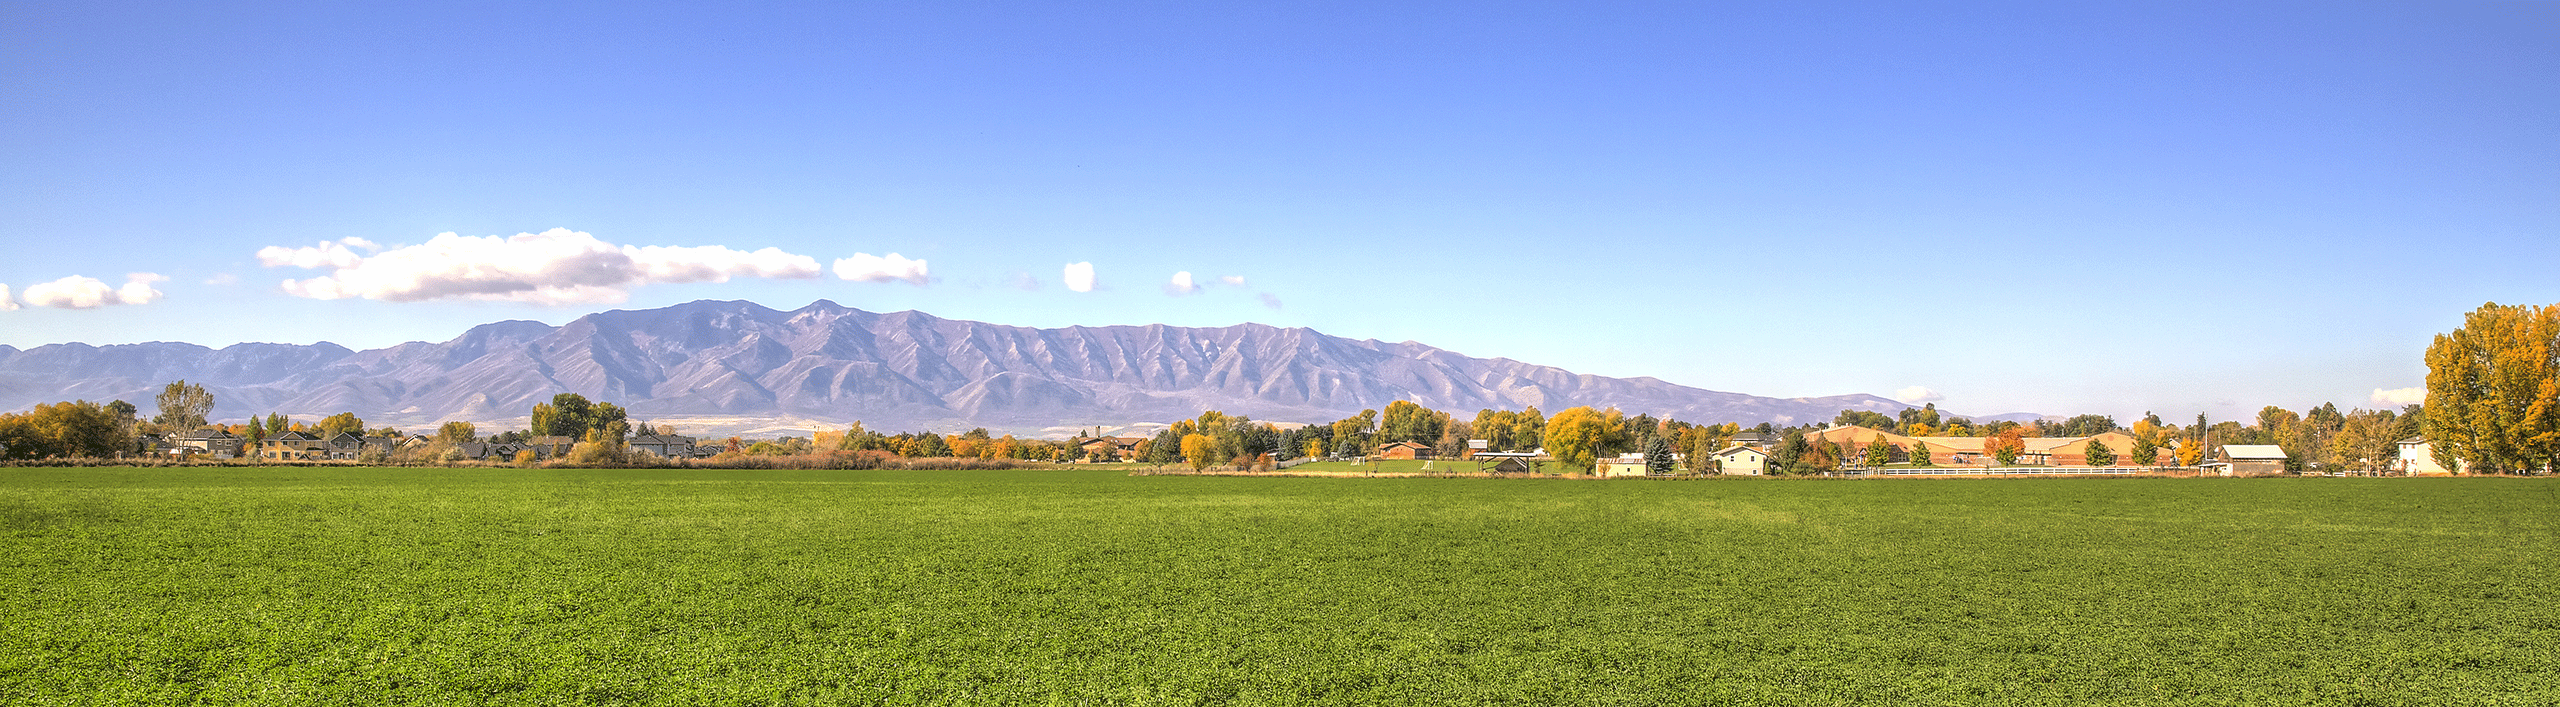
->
[
  {"left": 1181, "top": 434, "right": 1214, "bottom": 471},
  {"left": 1800, "top": 437, "right": 1839, "bottom": 473},
  {"left": 435, "top": 421, "right": 478, "bottom": 445},
  {"left": 0, "top": 400, "right": 134, "bottom": 459},
  {"left": 1985, "top": 428, "right": 2025, "bottom": 466},
  {"left": 154, "top": 380, "right": 215, "bottom": 431},
  {"left": 1897, "top": 404, "right": 1944, "bottom": 435},
  {"left": 317, "top": 412, "right": 366, "bottom": 437},
  {"left": 1544, "top": 406, "right": 1610, "bottom": 473},
  {"left": 2424, "top": 302, "right": 2560, "bottom": 474},
  {"left": 2328, "top": 408, "right": 2402, "bottom": 474}
]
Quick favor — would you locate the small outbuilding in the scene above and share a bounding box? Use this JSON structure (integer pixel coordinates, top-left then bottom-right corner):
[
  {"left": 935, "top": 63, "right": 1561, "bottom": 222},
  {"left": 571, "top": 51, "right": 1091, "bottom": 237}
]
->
[
  {"left": 2217, "top": 444, "right": 2289, "bottom": 476},
  {"left": 1376, "top": 441, "right": 1435, "bottom": 460}
]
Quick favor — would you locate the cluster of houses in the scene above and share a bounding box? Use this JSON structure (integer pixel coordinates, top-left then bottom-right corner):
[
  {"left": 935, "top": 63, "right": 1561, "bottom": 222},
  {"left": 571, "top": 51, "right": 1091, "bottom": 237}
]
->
[
  {"left": 143, "top": 428, "right": 711, "bottom": 462},
  {"left": 1076, "top": 422, "right": 2472, "bottom": 477}
]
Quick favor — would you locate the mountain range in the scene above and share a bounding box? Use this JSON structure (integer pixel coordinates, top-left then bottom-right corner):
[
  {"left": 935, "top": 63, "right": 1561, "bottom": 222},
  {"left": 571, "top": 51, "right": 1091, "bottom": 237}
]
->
[{"left": 0, "top": 299, "right": 1983, "bottom": 436}]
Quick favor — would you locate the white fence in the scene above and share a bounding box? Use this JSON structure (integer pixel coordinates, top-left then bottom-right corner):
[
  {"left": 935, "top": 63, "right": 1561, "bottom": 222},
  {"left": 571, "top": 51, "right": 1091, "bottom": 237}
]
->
[{"left": 1871, "top": 466, "right": 2186, "bottom": 476}]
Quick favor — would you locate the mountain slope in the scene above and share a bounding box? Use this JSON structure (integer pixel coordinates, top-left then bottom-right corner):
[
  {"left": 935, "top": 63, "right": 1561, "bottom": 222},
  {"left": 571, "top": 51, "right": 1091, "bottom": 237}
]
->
[{"left": 0, "top": 300, "right": 1917, "bottom": 433}]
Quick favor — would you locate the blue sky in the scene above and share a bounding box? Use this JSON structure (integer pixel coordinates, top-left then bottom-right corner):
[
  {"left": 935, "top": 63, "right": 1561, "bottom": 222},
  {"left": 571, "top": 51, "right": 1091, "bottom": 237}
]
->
[{"left": 4, "top": 1, "right": 2555, "bottom": 424}]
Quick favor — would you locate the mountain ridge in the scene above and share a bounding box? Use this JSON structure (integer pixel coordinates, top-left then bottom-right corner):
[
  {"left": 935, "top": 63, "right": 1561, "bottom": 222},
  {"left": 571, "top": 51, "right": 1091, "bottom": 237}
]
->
[{"left": 0, "top": 299, "right": 1965, "bottom": 436}]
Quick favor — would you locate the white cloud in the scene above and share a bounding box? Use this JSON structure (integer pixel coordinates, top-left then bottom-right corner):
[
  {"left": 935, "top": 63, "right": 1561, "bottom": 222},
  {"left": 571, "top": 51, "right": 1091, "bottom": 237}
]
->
[
  {"left": 20, "top": 273, "right": 164, "bottom": 309},
  {"left": 1063, "top": 262, "right": 1096, "bottom": 293},
  {"left": 1219, "top": 275, "right": 1246, "bottom": 287},
  {"left": 830, "top": 252, "right": 930, "bottom": 285},
  {"left": 2371, "top": 387, "right": 2425, "bottom": 407},
  {"left": 1164, "top": 271, "right": 1202, "bottom": 296},
  {"left": 1005, "top": 271, "right": 1041, "bottom": 291},
  {"left": 1894, "top": 386, "right": 1945, "bottom": 404},
  {"left": 256, "top": 236, "right": 378, "bottom": 270},
  {"left": 259, "top": 228, "right": 823, "bottom": 305},
  {"left": 0, "top": 284, "right": 17, "bottom": 311},
  {"left": 1259, "top": 292, "right": 1283, "bottom": 310},
  {"left": 204, "top": 273, "right": 239, "bottom": 286}
]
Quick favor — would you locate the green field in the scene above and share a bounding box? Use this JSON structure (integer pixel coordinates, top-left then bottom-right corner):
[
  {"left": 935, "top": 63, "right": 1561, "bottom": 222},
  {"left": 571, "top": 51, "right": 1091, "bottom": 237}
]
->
[{"left": 2, "top": 468, "right": 2554, "bottom": 705}]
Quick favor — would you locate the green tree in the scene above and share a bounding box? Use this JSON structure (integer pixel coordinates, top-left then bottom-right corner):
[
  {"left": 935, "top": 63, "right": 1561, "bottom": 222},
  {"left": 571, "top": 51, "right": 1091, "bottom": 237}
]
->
[
  {"left": 1143, "top": 429, "right": 1182, "bottom": 467},
  {"left": 2083, "top": 439, "right": 2117, "bottom": 467},
  {"left": 1864, "top": 436, "right": 1894, "bottom": 467},
  {"left": 154, "top": 380, "right": 215, "bottom": 431},
  {"left": 1641, "top": 434, "right": 1675, "bottom": 475},
  {"left": 1380, "top": 400, "right": 1437, "bottom": 444},
  {"left": 2129, "top": 434, "right": 2158, "bottom": 466},
  {"left": 266, "top": 412, "right": 289, "bottom": 435},
  {"left": 2058, "top": 414, "right": 2119, "bottom": 437},
  {"left": 1835, "top": 409, "right": 1896, "bottom": 430},
  {"left": 1511, "top": 407, "right": 1545, "bottom": 453},
  {"left": 533, "top": 393, "right": 595, "bottom": 438}
]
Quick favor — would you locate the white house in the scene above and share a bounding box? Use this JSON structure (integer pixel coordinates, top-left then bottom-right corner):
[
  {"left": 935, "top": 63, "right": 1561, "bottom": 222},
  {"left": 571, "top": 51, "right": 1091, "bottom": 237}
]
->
[
  {"left": 2395, "top": 437, "right": 2463, "bottom": 475},
  {"left": 1706, "top": 445, "right": 1768, "bottom": 475}
]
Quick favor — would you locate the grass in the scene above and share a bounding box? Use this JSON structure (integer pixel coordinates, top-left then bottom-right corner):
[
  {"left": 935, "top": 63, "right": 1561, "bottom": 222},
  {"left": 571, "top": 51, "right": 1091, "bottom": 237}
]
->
[{"left": 2, "top": 468, "right": 2555, "bottom": 705}]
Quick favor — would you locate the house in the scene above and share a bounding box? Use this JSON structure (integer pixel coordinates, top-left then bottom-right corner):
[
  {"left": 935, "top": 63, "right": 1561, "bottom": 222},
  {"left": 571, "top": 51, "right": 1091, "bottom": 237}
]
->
[
  {"left": 2217, "top": 444, "right": 2289, "bottom": 476},
  {"left": 171, "top": 428, "right": 244, "bottom": 459},
  {"left": 630, "top": 434, "right": 696, "bottom": 458},
  {"left": 323, "top": 432, "right": 366, "bottom": 459},
  {"left": 1729, "top": 430, "right": 1777, "bottom": 449},
  {"left": 1077, "top": 436, "right": 1146, "bottom": 461},
  {"left": 1376, "top": 441, "right": 1435, "bottom": 460},
  {"left": 1706, "top": 445, "right": 1768, "bottom": 475},
  {"left": 263, "top": 430, "right": 327, "bottom": 461},
  {"left": 452, "top": 441, "right": 530, "bottom": 461},
  {"left": 2396, "top": 437, "right": 2462, "bottom": 476}
]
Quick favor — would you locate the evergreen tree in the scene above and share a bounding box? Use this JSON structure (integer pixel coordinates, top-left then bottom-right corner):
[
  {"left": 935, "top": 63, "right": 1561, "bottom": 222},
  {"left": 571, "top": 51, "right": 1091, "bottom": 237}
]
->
[
  {"left": 2084, "top": 439, "right": 2117, "bottom": 467},
  {"left": 1641, "top": 434, "right": 1675, "bottom": 476}
]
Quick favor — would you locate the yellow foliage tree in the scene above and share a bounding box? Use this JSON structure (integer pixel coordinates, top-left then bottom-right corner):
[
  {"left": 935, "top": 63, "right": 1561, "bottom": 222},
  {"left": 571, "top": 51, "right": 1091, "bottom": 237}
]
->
[
  {"left": 1181, "top": 433, "right": 1214, "bottom": 471},
  {"left": 2425, "top": 302, "right": 2560, "bottom": 474},
  {"left": 1543, "top": 406, "right": 1608, "bottom": 473}
]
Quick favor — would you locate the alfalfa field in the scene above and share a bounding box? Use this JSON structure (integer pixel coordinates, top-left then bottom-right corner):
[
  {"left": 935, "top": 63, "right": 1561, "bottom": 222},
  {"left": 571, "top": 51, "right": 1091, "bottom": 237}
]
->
[{"left": 1, "top": 467, "right": 2553, "bottom": 705}]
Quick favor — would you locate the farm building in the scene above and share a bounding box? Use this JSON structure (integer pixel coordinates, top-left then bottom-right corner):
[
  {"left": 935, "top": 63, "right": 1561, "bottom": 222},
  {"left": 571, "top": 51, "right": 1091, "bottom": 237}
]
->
[
  {"left": 2030, "top": 432, "right": 2139, "bottom": 466},
  {"left": 1078, "top": 436, "right": 1146, "bottom": 460},
  {"left": 2216, "top": 445, "right": 2289, "bottom": 476},
  {"left": 1804, "top": 425, "right": 1925, "bottom": 463},
  {"left": 1376, "top": 441, "right": 1435, "bottom": 460},
  {"left": 1596, "top": 454, "right": 1649, "bottom": 477}
]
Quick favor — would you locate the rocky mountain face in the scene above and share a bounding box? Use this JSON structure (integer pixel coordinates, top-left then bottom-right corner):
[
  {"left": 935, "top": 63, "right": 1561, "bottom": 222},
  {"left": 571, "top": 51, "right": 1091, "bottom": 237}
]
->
[{"left": 0, "top": 300, "right": 1916, "bottom": 434}]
